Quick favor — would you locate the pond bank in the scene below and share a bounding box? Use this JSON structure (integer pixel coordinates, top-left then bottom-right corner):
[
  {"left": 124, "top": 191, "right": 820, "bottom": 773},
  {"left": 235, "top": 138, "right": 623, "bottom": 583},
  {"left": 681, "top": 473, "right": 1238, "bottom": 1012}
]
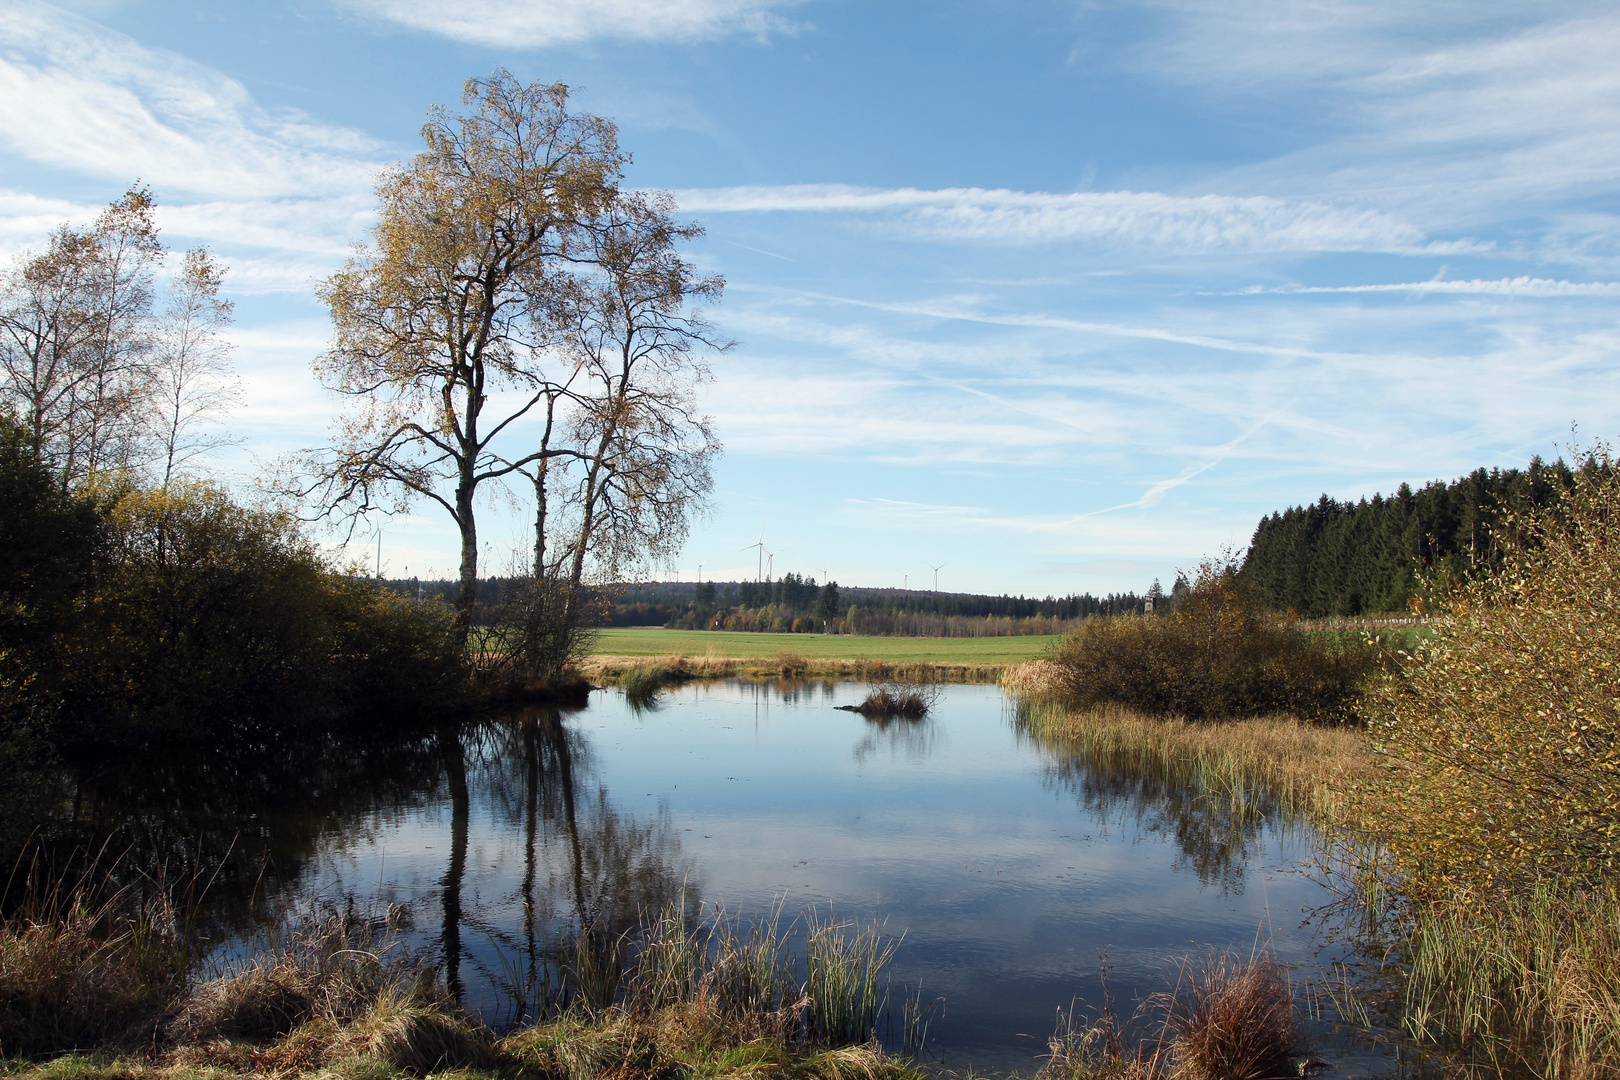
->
[{"left": 582, "top": 653, "right": 1007, "bottom": 687}]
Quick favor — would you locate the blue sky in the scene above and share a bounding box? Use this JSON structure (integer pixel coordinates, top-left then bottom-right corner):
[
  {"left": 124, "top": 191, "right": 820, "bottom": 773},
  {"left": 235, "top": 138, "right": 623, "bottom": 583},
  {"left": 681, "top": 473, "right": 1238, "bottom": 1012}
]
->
[{"left": 4, "top": 0, "right": 1619, "bottom": 595}]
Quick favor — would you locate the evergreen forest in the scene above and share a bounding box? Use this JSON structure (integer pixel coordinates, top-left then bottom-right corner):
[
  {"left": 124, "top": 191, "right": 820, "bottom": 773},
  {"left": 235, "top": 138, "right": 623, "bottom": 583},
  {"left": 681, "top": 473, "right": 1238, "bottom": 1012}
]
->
[{"left": 1238, "top": 456, "right": 1576, "bottom": 616}]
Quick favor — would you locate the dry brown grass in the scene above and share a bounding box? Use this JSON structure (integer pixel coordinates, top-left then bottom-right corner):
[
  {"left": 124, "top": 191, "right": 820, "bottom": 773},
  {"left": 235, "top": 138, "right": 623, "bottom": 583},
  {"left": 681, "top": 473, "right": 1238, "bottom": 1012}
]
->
[
  {"left": 0, "top": 869, "right": 190, "bottom": 1059},
  {"left": 1040, "top": 953, "right": 1303, "bottom": 1080},
  {"left": 1007, "top": 693, "right": 1370, "bottom": 829},
  {"left": 1159, "top": 953, "right": 1301, "bottom": 1080}
]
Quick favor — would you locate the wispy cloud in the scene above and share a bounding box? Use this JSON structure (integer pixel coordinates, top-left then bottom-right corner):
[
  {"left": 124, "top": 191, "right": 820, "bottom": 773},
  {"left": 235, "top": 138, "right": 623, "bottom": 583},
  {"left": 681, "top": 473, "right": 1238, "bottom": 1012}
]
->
[
  {"left": 0, "top": 5, "right": 387, "bottom": 294},
  {"left": 337, "top": 0, "right": 809, "bottom": 47},
  {"left": 1154, "top": 4, "right": 1620, "bottom": 243},
  {"left": 1236, "top": 277, "right": 1620, "bottom": 297},
  {"left": 676, "top": 183, "right": 1457, "bottom": 254},
  {"left": 0, "top": 3, "right": 384, "bottom": 200}
]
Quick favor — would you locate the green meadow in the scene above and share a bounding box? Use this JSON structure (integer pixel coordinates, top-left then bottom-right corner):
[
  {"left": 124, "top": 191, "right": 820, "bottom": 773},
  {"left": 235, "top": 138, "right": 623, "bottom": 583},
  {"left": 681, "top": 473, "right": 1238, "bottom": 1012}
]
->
[{"left": 587, "top": 627, "right": 1060, "bottom": 665}]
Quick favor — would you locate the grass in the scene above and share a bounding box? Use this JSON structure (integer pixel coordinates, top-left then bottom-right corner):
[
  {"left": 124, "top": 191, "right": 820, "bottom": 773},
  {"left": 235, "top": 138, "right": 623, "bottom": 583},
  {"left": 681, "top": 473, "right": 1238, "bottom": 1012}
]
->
[
  {"left": 1040, "top": 952, "right": 1304, "bottom": 1080},
  {"left": 589, "top": 627, "right": 1060, "bottom": 665},
  {"left": 0, "top": 883, "right": 923, "bottom": 1080},
  {"left": 1396, "top": 887, "right": 1620, "bottom": 1078},
  {"left": 1004, "top": 662, "right": 1370, "bottom": 829}
]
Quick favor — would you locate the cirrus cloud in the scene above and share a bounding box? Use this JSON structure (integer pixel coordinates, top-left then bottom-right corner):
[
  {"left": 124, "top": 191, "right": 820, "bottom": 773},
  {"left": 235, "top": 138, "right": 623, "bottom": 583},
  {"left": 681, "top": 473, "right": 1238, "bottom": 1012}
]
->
[
  {"left": 673, "top": 183, "right": 1477, "bottom": 255},
  {"left": 336, "top": 0, "right": 809, "bottom": 48}
]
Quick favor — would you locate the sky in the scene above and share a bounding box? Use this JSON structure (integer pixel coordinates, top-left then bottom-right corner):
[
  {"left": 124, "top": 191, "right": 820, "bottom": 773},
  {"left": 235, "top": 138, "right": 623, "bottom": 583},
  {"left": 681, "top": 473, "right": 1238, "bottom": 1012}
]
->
[{"left": 3, "top": 0, "right": 1619, "bottom": 596}]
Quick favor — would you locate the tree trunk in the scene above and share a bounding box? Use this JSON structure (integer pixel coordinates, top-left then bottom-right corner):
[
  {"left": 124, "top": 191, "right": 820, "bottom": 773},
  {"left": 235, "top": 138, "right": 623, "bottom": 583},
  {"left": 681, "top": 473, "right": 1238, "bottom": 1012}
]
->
[
  {"left": 455, "top": 471, "right": 478, "bottom": 648},
  {"left": 533, "top": 457, "right": 548, "bottom": 579}
]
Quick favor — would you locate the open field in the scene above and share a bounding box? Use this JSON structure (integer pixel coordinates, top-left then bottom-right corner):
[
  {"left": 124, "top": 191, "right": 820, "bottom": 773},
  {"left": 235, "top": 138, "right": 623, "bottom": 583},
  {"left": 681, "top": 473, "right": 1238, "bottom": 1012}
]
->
[{"left": 586, "top": 627, "right": 1062, "bottom": 664}]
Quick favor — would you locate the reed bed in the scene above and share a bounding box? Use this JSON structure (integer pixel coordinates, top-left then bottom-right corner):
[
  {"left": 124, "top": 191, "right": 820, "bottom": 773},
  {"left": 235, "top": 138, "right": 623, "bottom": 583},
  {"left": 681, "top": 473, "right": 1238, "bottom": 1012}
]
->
[
  {"left": 1398, "top": 887, "right": 1620, "bottom": 1079},
  {"left": 1004, "top": 678, "right": 1370, "bottom": 829}
]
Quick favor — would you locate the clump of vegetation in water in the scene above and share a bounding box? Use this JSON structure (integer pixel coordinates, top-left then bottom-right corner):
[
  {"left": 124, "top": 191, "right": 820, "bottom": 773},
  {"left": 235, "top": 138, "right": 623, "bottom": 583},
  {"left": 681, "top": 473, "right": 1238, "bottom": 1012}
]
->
[
  {"left": 1047, "top": 560, "right": 1380, "bottom": 723},
  {"left": 1351, "top": 448, "right": 1620, "bottom": 1077},
  {"left": 1041, "top": 951, "right": 1303, "bottom": 1080},
  {"left": 846, "top": 681, "right": 939, "bottom": 719}
]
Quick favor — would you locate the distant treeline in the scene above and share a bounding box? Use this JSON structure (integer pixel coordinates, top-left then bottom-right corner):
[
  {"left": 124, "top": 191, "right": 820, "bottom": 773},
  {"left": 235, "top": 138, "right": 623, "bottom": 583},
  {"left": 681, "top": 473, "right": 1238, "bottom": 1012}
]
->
[
  {"left": 1239, "top": 456, "right": 1576, "bottom": 617},
  {"left": 612, "top": 576, "right": 1147, "bottom": 621},
  {"left": 388, "top": 574, "right": 1150, "bottom": 635}
]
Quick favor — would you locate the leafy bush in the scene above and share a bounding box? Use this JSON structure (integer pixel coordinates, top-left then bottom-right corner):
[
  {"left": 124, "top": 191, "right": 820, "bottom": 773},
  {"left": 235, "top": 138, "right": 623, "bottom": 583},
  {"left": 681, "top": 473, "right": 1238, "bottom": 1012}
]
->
[
  {"left": 77, "top": 481, "right": 334, "bottom": 729},
  {"left": 2, "top": 476, "right": 470, "bottom": 744},
  {"left": 322, "top": 574, "right": 466, "bottom": 719},
  {"left": 1049, "top": 561, "right": 1377, "bottom": 722},
  {"left": 0, "top": 412, "right": 102, "bottom": 852},
  {"left": 1361, "top": 451, "right": 1620, "bottom": 898}
]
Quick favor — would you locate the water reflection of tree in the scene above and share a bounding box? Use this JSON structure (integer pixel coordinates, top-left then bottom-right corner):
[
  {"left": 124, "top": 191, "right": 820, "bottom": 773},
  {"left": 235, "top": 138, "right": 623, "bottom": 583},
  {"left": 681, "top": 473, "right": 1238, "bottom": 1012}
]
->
[
  {"left": 1022, "top": 728, "right": 1300, "bottom": 892},
  {"left": 852, "top": 714, "right": 941, "bottom": 766},
  {"left": 11, "top": 727, "right": 446, "bottom": 929},
  {"left": 451, "top": 709, "right": 693, "bottom": 1017}
]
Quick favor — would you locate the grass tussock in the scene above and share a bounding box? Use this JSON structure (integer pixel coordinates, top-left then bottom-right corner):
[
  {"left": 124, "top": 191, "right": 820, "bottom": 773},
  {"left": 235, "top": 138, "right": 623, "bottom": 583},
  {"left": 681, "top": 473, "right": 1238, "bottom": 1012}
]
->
[
  {"left": 1159, "top": 953, "right": 1302, "bottom": 1080},
  {"left": 0, "top": 866, "right": 189, "bottom": 1059},
  {"left": 1041, "top": 953, "right": 1302, "bottom": 1080}
]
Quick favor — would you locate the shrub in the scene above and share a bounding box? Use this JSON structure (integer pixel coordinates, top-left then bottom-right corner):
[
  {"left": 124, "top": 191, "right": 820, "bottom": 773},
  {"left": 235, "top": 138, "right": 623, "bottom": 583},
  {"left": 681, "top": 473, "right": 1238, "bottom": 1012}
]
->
[
  {"left": 48, "top": 480, "right": 465, "bottom": 743},
  {"left": 1049, "top": 561, "right": 1377, "bottom": 722},
  {"left": 1360, "top": 450, "right": 1620, "bottom": 898},
  {"left": 76, "top": 481, "right": 333, "bottom": 730},
  {"left": 323, "top": 575, "right": 466, "bottom": 718}
]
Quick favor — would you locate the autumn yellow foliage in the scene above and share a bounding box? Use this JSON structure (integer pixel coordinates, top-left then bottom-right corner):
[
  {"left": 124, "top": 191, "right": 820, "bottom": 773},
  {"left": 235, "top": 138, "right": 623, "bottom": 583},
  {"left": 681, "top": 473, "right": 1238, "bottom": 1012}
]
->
[{"left": 1361, "top": 452, "right": 1620, "bottom": 898}]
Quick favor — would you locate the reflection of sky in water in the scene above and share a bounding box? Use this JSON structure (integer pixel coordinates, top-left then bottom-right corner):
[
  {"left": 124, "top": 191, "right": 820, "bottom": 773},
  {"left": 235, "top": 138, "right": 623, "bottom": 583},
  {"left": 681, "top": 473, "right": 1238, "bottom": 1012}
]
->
[{"left": 297, "top": 681, "right": 1351, "bottom": 1074}]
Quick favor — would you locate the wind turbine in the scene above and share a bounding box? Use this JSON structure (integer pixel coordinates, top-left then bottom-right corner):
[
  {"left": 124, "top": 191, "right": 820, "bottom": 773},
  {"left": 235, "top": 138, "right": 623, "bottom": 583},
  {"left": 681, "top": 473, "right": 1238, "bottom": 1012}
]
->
[
  {"left": 930, "top": 562, "right": 947, "bottom": 593},
  {"left": 740, "top": 531, "right": 766, "bottom": 581},
  {"left": 766, "top": 547, "right": 786, "bottom": 581},
  {"left": 816, "top": 566, "right": 831, "bottom": 587}
]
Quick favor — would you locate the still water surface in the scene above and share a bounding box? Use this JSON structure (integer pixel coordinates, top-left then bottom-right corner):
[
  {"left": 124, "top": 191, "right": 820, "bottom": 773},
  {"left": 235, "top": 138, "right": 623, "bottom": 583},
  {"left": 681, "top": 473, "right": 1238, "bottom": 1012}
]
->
[
  {"left": 40, "top": 679, "right": 1377, "bottom": 1072},
  {"left": 267, "top": 680, "right": 1347, "bottom": 1073}
]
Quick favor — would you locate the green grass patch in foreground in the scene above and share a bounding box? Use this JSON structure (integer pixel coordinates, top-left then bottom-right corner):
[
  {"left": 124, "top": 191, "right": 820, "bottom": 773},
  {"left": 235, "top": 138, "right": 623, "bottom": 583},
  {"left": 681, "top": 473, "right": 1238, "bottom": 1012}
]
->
[{"left": 588, "top": 627, "right": 1059, "bottom": 664}]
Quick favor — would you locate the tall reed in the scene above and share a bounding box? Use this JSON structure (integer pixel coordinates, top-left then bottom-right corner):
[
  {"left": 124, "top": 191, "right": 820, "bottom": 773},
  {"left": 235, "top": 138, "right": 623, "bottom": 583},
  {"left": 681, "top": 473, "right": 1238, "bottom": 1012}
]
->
[
  {"left": 0, "top": 856, "right": 190, "bottom": 1057},
  {"left": 805, "top": 912, "right": 897, "bottom": 1045},
  {"left": 1400, "top": 887, "right": 1620, "bottom": 1078}
]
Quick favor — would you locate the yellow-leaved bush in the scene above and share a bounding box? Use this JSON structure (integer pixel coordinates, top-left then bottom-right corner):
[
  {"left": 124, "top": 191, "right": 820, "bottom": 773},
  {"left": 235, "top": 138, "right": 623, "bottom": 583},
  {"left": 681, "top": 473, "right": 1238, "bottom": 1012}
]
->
[{"left": 1361, "top": 453, "right": 1620, "bottom": 898}]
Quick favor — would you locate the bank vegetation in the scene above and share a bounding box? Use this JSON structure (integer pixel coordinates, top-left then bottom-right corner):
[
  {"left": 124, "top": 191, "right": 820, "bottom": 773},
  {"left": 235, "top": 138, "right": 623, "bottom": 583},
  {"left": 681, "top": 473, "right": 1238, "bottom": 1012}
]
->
[{"left": 1006, "top": 455, "right": 1620, "bottom": 1078}]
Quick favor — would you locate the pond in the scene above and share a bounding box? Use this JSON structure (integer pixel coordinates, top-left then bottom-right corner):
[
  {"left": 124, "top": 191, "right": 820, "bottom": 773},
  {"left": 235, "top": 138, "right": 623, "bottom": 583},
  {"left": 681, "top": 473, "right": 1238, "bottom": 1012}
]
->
[{"left": 39, "top": 680, "right": 1375, "bottom": 1075}]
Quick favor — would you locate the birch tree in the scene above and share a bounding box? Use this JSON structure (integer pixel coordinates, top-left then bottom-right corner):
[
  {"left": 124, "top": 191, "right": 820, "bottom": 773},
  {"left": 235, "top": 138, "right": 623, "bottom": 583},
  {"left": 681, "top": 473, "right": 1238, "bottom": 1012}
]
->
[
  {"left": 537, "top": 191, "right": 725, "bottom": 628},
  {"left": 308, "top": 72, "right": 622, "bottom": 644},
  {"left": 149, "top": 247, "right": 237, "bottom": 491},
  {"left": 0, "top": 188, "right": 162, "bottom": 485}
]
